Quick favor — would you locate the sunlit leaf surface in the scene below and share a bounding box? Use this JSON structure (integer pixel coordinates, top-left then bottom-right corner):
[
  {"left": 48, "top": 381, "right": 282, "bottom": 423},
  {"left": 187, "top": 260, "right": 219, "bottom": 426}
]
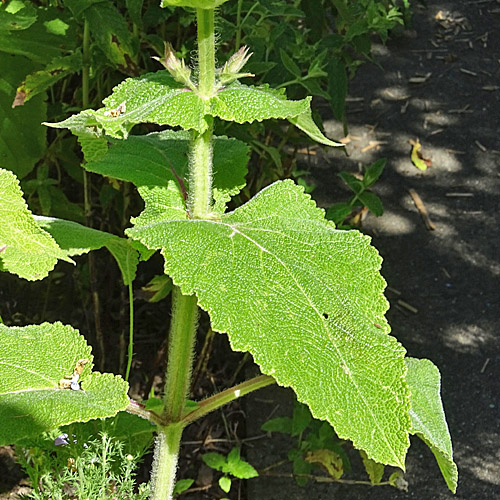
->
[
  {"left": 406, "top": 358, "right": 458, "bottom": 493},
  {"left": 128, "top": 179, "right": 411, "bottom": 467},
  {"left": 0, "top": 169, "right": 71, "bottom": 280},
  {"left": 0, "top": 323, "right": 129, "bottom": 445}
]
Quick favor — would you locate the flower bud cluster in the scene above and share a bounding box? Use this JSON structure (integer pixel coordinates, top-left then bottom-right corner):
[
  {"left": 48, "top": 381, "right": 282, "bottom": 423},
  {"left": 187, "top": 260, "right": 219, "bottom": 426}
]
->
[
  {"left": 217, "top": 46, "right": 254, "bottom": 87},
  {"left": 153, "top": 42, "right": 196, "bottom": 91}
]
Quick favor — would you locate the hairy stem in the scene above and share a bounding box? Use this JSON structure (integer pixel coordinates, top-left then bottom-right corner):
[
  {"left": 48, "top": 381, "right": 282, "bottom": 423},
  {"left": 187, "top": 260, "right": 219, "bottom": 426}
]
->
[
  {"left": 182, "top": 375, "right": 276, "bottom": 425},
  {"left": 148, "top": 288, "right": 198, "bottom": 500},
  {"left": 150, "top": 425, "right": 184, "bottom": 500},
  {"left": 163, "top": 288, "right": 199, "bottom": 423},
  {"left": 148, "top": 8, "right": 216, "bottom": 500},
  {"left": 125, "top": 281, "right": 134, "bottom": 381}
]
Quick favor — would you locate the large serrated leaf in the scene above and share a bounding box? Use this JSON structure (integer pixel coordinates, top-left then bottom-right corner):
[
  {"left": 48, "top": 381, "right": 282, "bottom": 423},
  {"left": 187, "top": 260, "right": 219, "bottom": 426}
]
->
[
  {"left": 82, "top": 130, "right": 249, "bottom": 221},
  {"left": 209, "top": 83, "right": 310, "bottom": 124},
  {"left": 0, "top": 168, "right": 71, "bottom": 280},
  {"left": 0, "top": 322, "right": 129, "bottom": 445},
  {"left": 406, "top": 358, "right": 458, "bottom": 493},
  {"left": 0, "top": 54, "right": 47, "bottom": 178},
  {"left": 35, "top": 216, "right": 140, "bottom": 285},
  {"left": 46, "top": 72, "right": 209, "bottom": 138},
  {"left": 127, "top": 179, "right": 411, "bottom": 467},
  {"left": 46, "top": 74, "right": 322, "bottom": 143}
]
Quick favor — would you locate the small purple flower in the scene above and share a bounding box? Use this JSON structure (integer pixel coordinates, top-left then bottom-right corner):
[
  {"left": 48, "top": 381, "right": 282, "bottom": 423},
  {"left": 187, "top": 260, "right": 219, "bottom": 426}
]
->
[{"left": 54, "top": 433, "right": 70, "bottom": 446}]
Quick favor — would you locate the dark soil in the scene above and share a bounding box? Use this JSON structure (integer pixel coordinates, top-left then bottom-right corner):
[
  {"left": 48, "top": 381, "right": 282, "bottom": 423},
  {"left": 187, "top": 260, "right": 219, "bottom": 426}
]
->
[{"left": 247, "top": 1, "right": 500, "bottom": 499}]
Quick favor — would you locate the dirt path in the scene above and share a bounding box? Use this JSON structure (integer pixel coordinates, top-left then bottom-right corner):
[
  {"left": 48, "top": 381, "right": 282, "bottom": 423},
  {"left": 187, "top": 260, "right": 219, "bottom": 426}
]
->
[{"left": 248, "top": 2, "right": 500, "bottom": 499}]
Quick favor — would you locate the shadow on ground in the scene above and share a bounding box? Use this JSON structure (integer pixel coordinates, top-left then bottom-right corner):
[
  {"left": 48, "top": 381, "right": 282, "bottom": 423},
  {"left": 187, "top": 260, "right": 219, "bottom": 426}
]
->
[{"left": 247, "top": 1, "right": 500, "bottom": 499}]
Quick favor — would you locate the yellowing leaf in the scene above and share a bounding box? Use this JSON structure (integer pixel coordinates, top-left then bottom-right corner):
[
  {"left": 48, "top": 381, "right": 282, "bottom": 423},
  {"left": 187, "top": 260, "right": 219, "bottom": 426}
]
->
[
  {"left": 305, "top": 449, "right": 343, "bottom": 479},
  {"left": 359, "top": 449, "right": 385, "bottom": 484},
  {"left": 410, "top": 139, "right": 430, "bottom": 171}
]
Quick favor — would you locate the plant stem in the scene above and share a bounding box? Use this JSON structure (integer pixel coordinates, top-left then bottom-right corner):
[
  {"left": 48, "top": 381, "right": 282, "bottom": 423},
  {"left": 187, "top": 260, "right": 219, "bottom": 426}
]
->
[
  {"left": 150, "top": 425, "right": 184, "bottom": 500},
  {"left": 182, "top": 375, "right": 275, "bottom": 425},
  {"left": 196, "top": 9, "right": 215, "bottom": 98},
  {"left": 150, "top": 7, "right": 234, "bottom": 500},
  {"left": 163, "top": 288, "right": 199, "bottom": 423},
  {"left": 235, "top": 0, "right": 243, "bottom": 49},
  {"left": 188, "top": 128, "right": 213, "bottom": 218},
  {"left": 82, "top": 20, "right": 90, "bottom": 109},
  {"left": 188, "top": 8, "right": 216, "bottom": 219},
  {"left": 125, "top": 281, "right": 134, "bottom": 382},
  {"left": 149, "top": 287, "right": 198, "bottom": 500}
]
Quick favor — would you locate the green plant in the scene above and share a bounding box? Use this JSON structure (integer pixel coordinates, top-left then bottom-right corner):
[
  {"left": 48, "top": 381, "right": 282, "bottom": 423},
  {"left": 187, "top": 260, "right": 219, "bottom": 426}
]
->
[
  {"left": 0, "top": 2, "right": 457, "bottom": 500},
  {"left": 216, "top": 0, "right": 410, "bottom": 193},
  {"left": 327, "top": 158, "right": 386, "bottom": 227},
  {"left": 16, "top": 418, "right": 151, "bottom": 499},
  {"left": 202, "top": 447, "right": 258, "bottom": 497},
  {"left": 262, "top": 399, "right": 409, "bottom": 490}
]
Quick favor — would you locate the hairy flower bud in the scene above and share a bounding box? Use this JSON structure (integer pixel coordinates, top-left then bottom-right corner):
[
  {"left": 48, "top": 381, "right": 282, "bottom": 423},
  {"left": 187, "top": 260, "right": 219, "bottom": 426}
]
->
[
  {"left": 152, "top": 42, "right": 196, "bottom": 91},
  {"left": 217, "top": 46, "right": 254, "bottom": 86}
]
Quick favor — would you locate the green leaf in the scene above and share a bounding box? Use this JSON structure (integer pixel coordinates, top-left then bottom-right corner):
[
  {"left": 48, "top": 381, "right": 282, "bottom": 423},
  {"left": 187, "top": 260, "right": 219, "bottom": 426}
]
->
[
  {"left": 292, "top": 455, "right": 312, "bottom": 486},
  {"left": 0, "top": 0, "right": 37, "bottom": 31},
  {"left": 279, "top": 49, "right": 301, "bottom": 77},
  {"left": 219, "top": 476, "right": 231, "bottom": 493},
  {"left": 292, "top": 402, "right": 312, "bottom": 437},
  {"left": 210, "top": 83, "right": 310, "bottom": 125},
  {"left": 357, "top": 191, "right": 384, "bottom": 217},
  {"left": 48, "top": 72, "right": 340, "bottom": 149},
  {"left": 126, "top": 0, "right": 144, "bottom": 27},
  {"left": 261, "top": 417, "right": 293, "bottom": 434},
  {"left": 359, "top": 449, "right": 385, "bottom": 485},
  {"left": 325, "top": 202, "right": 352, "bottom": 225},
  {"left": 77, "top": 135, "right": 109, "bottom": 163},
  {"left": 35, "top": 216, "right": 140, "bottom": 285},
  {"left": 289, "top": 110, "right": 344, "bottom": 147},
  {"left": 13, "top": 52, "right": 83, "bottom": 106},
  {"left": 0, "top": 169, "right": 71, "bottom": 281},
  {"left": 226, "top": 450, "right": 258, "bottom": 479},
  {"left": 363, "top": 159, "right": 386, "bottom": 188},
  {"left": 326, "top": 59, "right": 347, "bottom": 122},
  {"left": 406, "top": 358, "right": 458, "bottom": 493},
  {"left": 299, "top": 77, "right": 330, "bottom": 100},
  {"left": 161, "top": 0, "right": 230, "bottom": 9},
  {"left": 227, "top": 447, "right": 240, "bottom": 465},
  {"left": 202, "top": 452, "right": 226, "bottom": 471},
  {"left": 0, "top": 7, "right": 75, "bottom": 63},
  {"left": 46, "top": 72, "right": 209, "bottom": 137},
  {"left": 0, "top": 322, "right": 129, "bottom": 445},
  {"left": 339, "top": 171, "right": 363, "bottom": 194},
  {"left": 141, "top": 274, "right": 173, "bottom": 302},
  {"left": 127, "top": 180, "right": 411, "bottom": 467},
  {"left": 173, "top": 478, "right": 194, "bottom": 495},
  {"left": 0, "top": 54, "right": 47, "bottom": 178},
  {"left": 82, "top": 131, "right": 248, "bottom": 220},
  {"left": 83, "top": 2, "right": 137, "bottom": 70}
]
